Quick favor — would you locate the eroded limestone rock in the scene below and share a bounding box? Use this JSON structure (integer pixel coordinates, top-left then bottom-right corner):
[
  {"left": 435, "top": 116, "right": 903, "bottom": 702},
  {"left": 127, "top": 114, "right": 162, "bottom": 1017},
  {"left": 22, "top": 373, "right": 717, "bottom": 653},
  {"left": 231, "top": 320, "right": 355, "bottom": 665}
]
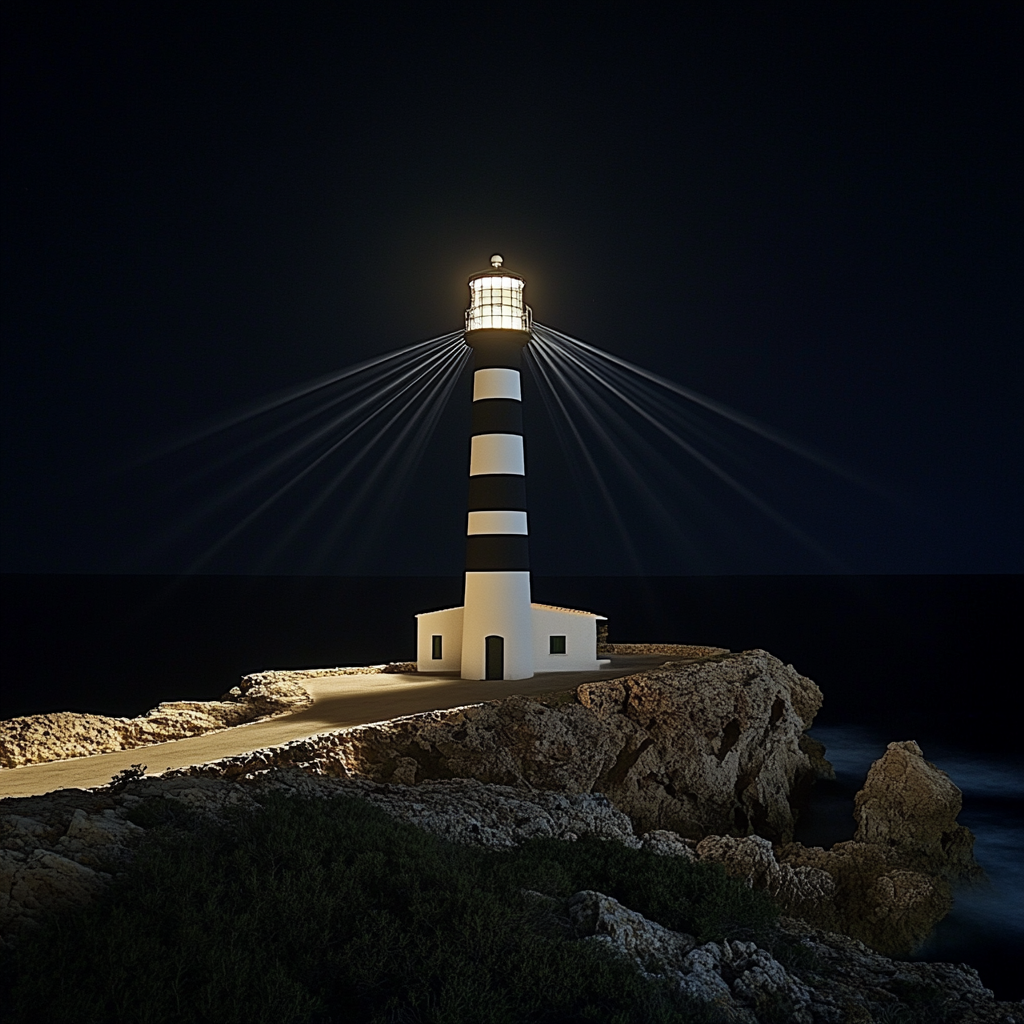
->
[
  {"left": 0, "top": 768, "right": 1018, "bottom": 1021},
  {"left": 0, "top": 674, "right": 313, "bottom": 769},
  {"left": 0, "top": 651, "right": 987, "bottom": 986},
  {"left": 695, "top": 834, "right": 836, "bottom": 910},
  {"left": 853, "top": 739, "right": 978, "bottom": 879},
  {"left": 640, "top": 829, "right": 698, "bottom": 859},
  {"left": 305, "top": 775, "right": 642, "bottom": 850},
  {"left": 0, "top": 848, "right": 108, "bottom": 938},
  {"left": 175, "top": 650, "right": 825, "bottom": 844},
  {"left": 566, "top": 889, "right": 698, "bottom": 971},
  {"left": 564, "top": 889, "right": 813, "bottom": 1023}
]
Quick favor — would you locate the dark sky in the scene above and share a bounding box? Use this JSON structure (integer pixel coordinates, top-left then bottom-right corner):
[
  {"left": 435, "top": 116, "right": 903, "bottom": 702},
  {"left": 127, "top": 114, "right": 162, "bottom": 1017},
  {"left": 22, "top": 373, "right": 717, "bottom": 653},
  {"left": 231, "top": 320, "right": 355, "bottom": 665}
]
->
[{"left": 1, "top": 3, "right": 1021, "bottom": 576}]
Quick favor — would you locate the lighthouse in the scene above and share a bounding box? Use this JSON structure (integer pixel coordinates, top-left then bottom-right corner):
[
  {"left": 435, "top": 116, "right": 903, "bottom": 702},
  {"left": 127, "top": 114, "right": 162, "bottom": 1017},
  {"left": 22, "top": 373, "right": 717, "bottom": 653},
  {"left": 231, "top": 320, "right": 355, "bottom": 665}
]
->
[
  {"left": 416, "top": 256, "right": 609, "bottom": 680},
  {"left": 460, "top": 255, "right": 535, "bottom": 679}
]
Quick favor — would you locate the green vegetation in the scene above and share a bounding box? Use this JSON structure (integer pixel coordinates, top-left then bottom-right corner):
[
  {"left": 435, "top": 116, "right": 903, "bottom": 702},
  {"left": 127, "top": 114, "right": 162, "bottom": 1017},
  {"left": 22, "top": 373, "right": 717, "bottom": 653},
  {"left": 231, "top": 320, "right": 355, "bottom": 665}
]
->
[{"left": 0, "top": 793, "right": 778, "bottom": 1023}]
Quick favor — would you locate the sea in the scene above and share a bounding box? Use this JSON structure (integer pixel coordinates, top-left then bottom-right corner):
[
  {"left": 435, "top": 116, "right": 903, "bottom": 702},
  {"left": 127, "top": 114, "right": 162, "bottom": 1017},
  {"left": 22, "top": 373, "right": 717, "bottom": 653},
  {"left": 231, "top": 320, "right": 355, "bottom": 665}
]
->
[{"left": 1, "top": 574, "right": 1021, "bottom": 1001}]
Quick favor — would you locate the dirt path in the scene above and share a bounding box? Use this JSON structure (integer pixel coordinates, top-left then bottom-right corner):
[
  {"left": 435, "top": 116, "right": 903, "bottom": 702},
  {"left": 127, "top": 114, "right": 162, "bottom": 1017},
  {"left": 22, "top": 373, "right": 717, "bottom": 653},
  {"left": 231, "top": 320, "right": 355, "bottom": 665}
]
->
[{"left": 0, "top": 656, "right": 669, "bottom": 799}]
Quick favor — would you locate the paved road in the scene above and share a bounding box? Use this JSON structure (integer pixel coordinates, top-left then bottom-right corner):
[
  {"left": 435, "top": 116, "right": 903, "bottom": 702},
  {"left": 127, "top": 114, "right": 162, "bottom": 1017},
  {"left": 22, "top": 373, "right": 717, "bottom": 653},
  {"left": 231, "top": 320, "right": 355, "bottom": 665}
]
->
[{"left": 0, "top": 656, "right": 673, "bottom": 799}]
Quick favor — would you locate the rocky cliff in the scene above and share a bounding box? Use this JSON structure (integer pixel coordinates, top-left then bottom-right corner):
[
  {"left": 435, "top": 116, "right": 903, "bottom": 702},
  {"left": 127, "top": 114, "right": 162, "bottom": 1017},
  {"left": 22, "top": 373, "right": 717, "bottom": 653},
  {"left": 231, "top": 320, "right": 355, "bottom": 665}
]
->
[
  {"left": 106, "top": 649, "right": 978, "bottom": 956},
  {"left": 0, "top": 769, "right": 1012, "bottom": 1023},
  {"left": 178, "top": 649, "right": 828, "bottom": 843},
  {"left": 0, "top": 647, "right": 997, "bottom": 1020}
]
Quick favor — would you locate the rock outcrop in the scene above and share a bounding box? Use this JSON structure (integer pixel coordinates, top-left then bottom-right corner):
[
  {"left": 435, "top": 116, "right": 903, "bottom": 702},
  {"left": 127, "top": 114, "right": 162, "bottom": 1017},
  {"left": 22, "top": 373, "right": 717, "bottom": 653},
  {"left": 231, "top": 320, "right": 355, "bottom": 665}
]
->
[
  {"left": 562, "top": 891, "right": 816, "bottom": 1024},
  {"left": 0, "top": 647, "right": 986, "bottom": 991},
  {"left": 693, "top": 831, "right": 954, "bottom": 956},
  {"left": 853, "top": 739, "right": 978, "bottom": 879},
  {"left": 673, "top": 740, "right": 981, "bottom": 956},
  {"left": 0, "top": 767, "right": 1013, "bottom": 1021},
  {"left": 0, "top": 771, "right": 642, "bottom": 941},
  {"left": 0, "top": 674, "right": 314, "bottom": 769},
  {"left": 174, "top": 650, "right": 825, "bottom": 844},
  {"left": 567, "top": 890, "right": 1012, "bottom": 1024}
]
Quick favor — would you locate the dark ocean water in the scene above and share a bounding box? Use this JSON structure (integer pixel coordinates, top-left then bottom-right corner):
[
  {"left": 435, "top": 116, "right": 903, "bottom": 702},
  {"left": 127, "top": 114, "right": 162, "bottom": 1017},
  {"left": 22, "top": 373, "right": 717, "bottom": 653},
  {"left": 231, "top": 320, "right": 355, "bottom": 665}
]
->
[{"left": 1, "top": 574, "right": 1021, "bottom": 999}]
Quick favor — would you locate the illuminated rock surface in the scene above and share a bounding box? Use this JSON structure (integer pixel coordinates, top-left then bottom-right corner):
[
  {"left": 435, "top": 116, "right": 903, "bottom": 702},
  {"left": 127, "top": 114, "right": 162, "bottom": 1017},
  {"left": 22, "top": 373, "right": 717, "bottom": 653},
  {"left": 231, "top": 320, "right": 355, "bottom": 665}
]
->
[
  {"left": 0, "top": 649, "right": 1008, "bottom": 1021},
  {"left": 175, "top": 650, "right": 826, "bottom": 844},
  {"left": 0, "top": 674, "right": 314, "bottom": 769}
]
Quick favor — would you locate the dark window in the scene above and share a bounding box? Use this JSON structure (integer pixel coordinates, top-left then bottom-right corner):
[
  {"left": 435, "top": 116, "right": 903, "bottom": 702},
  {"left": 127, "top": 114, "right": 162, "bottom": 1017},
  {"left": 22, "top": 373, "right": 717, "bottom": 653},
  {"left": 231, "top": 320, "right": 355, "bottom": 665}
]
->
[
  {"left": 550, "top": 635, "right": 567, "bottom": 655},
  {"left": 431, "top": 635, "right": 443, "bottom": 659}
]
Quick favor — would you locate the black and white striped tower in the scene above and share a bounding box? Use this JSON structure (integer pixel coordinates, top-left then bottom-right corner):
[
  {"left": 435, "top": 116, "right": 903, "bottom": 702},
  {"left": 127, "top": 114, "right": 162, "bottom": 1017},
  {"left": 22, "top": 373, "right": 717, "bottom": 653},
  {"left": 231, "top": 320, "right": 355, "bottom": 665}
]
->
[{"left": 460, "top": 255, "right": 534, "bottom": 680}]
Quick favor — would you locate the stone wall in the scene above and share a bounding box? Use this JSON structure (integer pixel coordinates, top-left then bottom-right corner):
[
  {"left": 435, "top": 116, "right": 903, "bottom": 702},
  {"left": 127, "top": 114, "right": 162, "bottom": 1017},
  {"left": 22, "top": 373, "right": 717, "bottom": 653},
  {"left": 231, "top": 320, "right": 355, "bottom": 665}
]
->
[{"left": 597, "top": 643, "right": 729, "bottom": 657}]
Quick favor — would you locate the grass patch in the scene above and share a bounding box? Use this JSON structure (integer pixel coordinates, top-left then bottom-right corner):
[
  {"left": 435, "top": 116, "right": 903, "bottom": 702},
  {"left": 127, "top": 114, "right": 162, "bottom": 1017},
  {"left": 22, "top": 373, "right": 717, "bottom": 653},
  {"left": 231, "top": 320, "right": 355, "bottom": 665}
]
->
[{"left": 1, "top": 792, "right": 776, "bottom": 1023}]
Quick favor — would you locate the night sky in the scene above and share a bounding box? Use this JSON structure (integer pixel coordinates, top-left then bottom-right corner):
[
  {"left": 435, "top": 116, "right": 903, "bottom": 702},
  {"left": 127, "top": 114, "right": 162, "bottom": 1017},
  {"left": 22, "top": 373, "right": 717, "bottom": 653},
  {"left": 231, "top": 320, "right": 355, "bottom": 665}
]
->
[{"left": 2, "top": 4, "right": 1021, "bottom": 576}]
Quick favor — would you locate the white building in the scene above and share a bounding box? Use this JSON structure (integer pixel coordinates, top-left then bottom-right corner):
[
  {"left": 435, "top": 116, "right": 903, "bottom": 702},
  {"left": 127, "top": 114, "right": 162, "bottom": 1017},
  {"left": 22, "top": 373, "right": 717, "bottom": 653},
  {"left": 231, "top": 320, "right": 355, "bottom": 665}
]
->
[{"left": 416, "top": 603, "right": 610, "bottom": 675}]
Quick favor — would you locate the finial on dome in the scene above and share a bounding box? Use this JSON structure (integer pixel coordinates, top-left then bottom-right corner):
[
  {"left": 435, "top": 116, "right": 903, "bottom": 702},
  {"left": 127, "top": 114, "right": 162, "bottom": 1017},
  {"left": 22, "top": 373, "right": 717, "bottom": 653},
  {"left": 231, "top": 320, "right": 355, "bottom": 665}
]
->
[{"left": 490, "top": 254, "right": 503, "bottom": 268}]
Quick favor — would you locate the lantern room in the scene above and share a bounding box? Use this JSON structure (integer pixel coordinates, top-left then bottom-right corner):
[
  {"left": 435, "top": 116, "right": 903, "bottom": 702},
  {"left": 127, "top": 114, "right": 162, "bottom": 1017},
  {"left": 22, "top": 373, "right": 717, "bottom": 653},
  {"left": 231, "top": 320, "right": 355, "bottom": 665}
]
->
[{"left": 465, "top": 254, "right": 532, "bottom": 334}]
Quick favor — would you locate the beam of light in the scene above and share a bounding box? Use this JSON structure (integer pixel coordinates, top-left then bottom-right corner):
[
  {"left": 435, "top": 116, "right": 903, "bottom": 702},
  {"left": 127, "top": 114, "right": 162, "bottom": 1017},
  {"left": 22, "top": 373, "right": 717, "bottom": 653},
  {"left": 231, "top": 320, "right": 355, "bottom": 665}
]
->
[
  {"left": 264, "top": 339, "right": 471, "bottom": 573},
  {"left": 166, "top": 340, "right": 465, "bottom": 491},
  {"left": 181, "top": 342, "right": 470, "bottom": 575},
  {"left": 527, "top": 342, "right": 714, "bottom": 570},
  {"left": 128, "top": 330, "right": 465, "bottom": 467},
  {"left": 162, "top": 335, "right": 467, "bottom": 497},
  {"left": 532, "top": 331, "right": 850, "bottom": 571},
  {"left": 187, "top": 340, "right": 464, "bottom": 519},
  {"left": 533, "top": 322, "right": 890, "bottom": 499},
  {"left": 303, "top": 347, "right": 472, "bottom": 572},
  {"left": 543, "top": 338, "right": 783, "bottom": 491},
  {"left": 144, "top": 339, "right": 468, "bottom": 569},
  {"left": 526, "top": 340, "right": 647, "bottom": 574},
  {"left": 530, "top": 338, "right": 772, "bottom": 570}
]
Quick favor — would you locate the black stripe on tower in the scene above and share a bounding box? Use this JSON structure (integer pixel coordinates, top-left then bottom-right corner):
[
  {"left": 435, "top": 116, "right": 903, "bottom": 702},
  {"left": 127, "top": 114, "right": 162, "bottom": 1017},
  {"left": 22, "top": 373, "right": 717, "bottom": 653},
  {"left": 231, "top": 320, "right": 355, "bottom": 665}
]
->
[
  {"left": 465, "top": 328, "right": 531, "bottom": 574},
  {"left": 467, "top": 475, "right": 527, "bottom": 511},
  {"left": 468, "top": 335, "right": 525, "bottom": 370},
  {"left": 465, "top": 534, "right": 530, "bottom": 571},
  {"left": 471, "top": 398, "right": 523, "bottom": 435}
]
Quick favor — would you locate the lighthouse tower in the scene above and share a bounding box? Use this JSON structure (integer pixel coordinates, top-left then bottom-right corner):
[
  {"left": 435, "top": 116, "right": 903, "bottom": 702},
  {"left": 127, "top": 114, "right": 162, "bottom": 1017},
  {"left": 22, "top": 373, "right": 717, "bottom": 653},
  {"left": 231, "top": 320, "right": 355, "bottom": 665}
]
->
[
  {"left": 460, "top": 255, "right": 534, "bottom": 680},
  {"left": 415, "top": 257, "right": 609, "bottom": 680}
]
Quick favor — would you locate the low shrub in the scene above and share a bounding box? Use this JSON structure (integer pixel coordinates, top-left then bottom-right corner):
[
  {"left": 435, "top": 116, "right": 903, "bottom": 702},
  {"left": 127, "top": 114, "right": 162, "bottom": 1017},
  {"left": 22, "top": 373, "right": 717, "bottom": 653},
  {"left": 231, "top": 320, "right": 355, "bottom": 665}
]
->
[{"left": 1, "top": 792, "right": 775, "bottom": 1023}]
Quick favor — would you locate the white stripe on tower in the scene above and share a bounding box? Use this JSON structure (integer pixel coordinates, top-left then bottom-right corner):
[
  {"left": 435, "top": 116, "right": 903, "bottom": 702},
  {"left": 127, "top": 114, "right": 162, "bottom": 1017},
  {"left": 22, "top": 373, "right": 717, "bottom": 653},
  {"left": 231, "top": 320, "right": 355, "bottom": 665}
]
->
[
  {"left": 469, "top": 432, "right": 525, "bottom": 476},
  {"left": 467, "top": 510, "right": 528, "bottom": 535},
  {"left": 473, "top": 367, "right": 522, "bottom": 401}
]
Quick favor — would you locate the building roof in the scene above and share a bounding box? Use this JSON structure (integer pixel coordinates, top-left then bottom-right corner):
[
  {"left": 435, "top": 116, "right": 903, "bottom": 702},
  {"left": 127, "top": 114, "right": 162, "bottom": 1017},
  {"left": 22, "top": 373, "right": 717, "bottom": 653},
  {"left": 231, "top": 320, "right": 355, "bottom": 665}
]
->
[
  {"left": 416, "top": 603, "right": 606, "bottom": 620},
  {"left": 531, "top": 603, "right": 607, "bottom": 619}
]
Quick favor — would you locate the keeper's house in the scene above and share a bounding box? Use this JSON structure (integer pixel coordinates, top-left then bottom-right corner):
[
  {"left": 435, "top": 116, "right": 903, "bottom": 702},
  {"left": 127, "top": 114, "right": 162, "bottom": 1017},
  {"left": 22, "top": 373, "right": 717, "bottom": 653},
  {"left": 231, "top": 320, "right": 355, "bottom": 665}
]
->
[{"left": 416, "top": 603, "right": 610, "bottom": 676}]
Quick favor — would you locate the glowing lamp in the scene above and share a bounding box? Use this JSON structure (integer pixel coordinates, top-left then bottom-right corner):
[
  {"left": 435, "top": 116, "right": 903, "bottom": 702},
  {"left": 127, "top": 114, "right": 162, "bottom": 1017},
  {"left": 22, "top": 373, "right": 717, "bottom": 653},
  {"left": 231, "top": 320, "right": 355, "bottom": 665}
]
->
[{"left": 465, "top": 254, "right": 532, "bottom": 334}]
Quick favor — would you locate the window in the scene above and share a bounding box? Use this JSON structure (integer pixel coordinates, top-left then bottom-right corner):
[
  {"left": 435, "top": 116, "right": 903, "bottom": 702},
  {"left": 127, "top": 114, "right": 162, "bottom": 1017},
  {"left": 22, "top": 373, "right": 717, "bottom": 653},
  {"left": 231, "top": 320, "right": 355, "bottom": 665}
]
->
[
  {"left": 431, "top": 635, "right": 443, "bottom": 660},
  {"left": 549, "top": 635, "right": 566, "bottom": 655},
  {"left": 465, "top": 274, "right": 532, "bottom": 332}
]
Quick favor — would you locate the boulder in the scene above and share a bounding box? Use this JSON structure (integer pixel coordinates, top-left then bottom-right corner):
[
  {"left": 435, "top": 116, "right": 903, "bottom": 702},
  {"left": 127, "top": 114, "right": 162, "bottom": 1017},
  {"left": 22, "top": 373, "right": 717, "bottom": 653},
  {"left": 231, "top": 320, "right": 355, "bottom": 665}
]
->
[
  {"left": 853, "top": 740, "right": 978, "bottom": 879},
  {"left": 566, "top": 889, "right": 697, "bottom": 971},
  {"left": 694, "top": 834, "right": 836, "bottom": 910},
  {"left": 564, "top": 889, "right": 813, "bottom": 1023}
]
